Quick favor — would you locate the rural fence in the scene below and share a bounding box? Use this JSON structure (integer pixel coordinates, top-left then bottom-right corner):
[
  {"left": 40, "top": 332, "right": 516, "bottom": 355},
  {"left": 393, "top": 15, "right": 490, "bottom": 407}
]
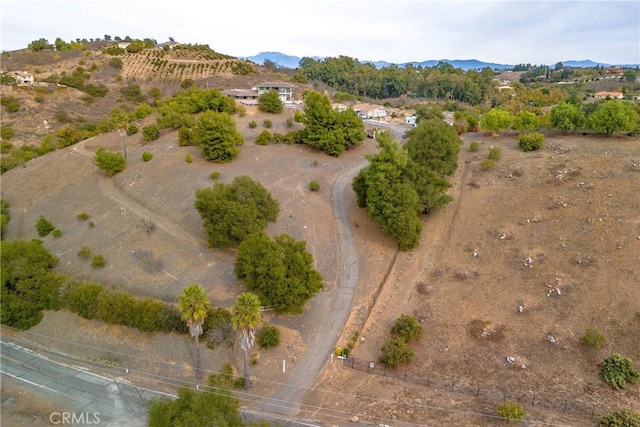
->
[{"left": 345, "top": 356, "right": 606, "bottom": 420}]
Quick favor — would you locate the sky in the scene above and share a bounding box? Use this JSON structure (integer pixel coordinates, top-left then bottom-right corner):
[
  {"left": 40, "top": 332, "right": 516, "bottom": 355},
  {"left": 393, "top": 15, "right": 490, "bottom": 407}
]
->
[{"left": 1, "top": 0, "right": 639, "bottom": 66}]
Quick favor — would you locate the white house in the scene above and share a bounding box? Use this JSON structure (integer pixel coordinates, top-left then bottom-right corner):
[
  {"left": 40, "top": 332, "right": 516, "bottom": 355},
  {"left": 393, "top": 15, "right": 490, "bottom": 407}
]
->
[
  {"left": 254, "top": 81, "right": 294, "bottom": 102},
  {"left": 594, "top": 91, "right": 623, "bottom": 99},
  {"left": 353, "top": 103, "right": 388, "bottom": 119},
  {"left": 5, "top": 71, "right": 34, "bottom": 85}
]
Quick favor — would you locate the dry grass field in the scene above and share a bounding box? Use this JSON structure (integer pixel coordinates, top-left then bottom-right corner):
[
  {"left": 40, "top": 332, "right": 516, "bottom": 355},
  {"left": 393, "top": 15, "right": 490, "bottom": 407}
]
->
[{"left": 2, "top": 116, "right": 639, "bottom": 425}]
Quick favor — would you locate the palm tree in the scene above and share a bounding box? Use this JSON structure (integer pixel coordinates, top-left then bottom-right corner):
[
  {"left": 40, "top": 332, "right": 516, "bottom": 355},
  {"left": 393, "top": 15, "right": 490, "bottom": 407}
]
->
[
  {"left": 178, "top": 284, "right": 210, "bottom": 378},
  {"left": 231, "top": 292, "right": 262, "bottom": 389},
  {"left": 115, "top": 113, "right": 130, "bottom": 159}
]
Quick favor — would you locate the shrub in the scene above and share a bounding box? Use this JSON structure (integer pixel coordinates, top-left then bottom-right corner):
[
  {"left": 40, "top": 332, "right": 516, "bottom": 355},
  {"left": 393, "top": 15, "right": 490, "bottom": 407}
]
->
[
  {"left": 597, "top": 409, "right": 640, "bottom": 427},
  {"left": 480, "top": 158, "right": 495, "bottom": 171},
  {"left": 256, "top": 130, "right": 271, "bottom": 145},
  {"left": 257, "top": 325, "right": 280, "bottom": 349},
  {"left": 580, "top": 327, "right": 607, "bottom": 350},
  {"left": 178, "top": 127, "right": 193, "bottom": 146},
  {"left": 286, "top": 117, "right": 294, "bottom": 127},
  {"left": 391, "top": 314, "right": 423, "bottom": 343},
  {"left": 108, "top": 57, "right": 123, "bottom": 69},
  {"left": 126, "top": 124, "right": 139, "bottom": 136},
  {"left": 496, "top": 401, "right": 526, "bottom": 423},
  {"left": 248, "top": 121, "right": 257, "bottom": 129},
  {"left": 52, "top": 229, "right": 62, "bottom": 238},
  {"left": 488, "top": 146, "right": 501, "bottom": 160},
  {"left": 380, "top": 338, "right": 414, "bottom": 368},
  {"left": 142, "top": 151, "right": 153, "bottom": 162},
  {"left": 209, "top": 171, "right": 221, "bottom": 180},
  {"left": 35, "top": 215, "right": 55, "bottom": 237},
  {"left": 1, "top": 96, "right": 20, "bottom": 113},
  {"left": 94, "top": 147, "right": 126, "bottom": 176},
  {"left": 203, "top": 308, "right": 234, "bottom": 349},
  {"left": 600, "top": 353, "right": 640, "bottom": 390},
  {"left": 518, "top": 131, "right": 545, "bottom": 152},
  {"left": 142, "top": 124, "right": 160, "bottom": 141},
  {"left": 1, "top": 125, "right": 15, "bottom": 141},
  {"left": 469, "top": 141, "right": 480, "bottom": 152},
  {"left": 88, "top": 221, "right": 95, "bottom": 228},
  {"left": 309, "top": 180, "right": 320, "bottom": 191},
  {"left": 77, "top": 246, "right": 91, "bottom": 258},
  {"left": 61, "top": 281, "right": 103, "bottom": 319},
  {"left": 185, "top": 154, "right": 193, "bottom": 163},
  {"left": 263, "top": 119, "right": 272, "bottom": 128},
  {"left": 77, "top": 212, "right": 90, "bottom": 221},
  {"left": 91, "top": 255, "right": 106, "bottom": 269},
  {"left": 1, "top": 199, "right": 10, "bottom": 240}
]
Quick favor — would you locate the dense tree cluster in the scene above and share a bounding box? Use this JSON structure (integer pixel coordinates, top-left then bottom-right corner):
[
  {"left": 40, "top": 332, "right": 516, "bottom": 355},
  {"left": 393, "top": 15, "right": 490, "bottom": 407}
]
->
[
  {"left": 353, "top": 120, "right": 458, "bottom": 250},
  {"left": 235, "top": 233, "right": 324, "bottom": 314},
  {"left": 1, "top": 240, "right": 63, "bottom": 329},
  {"left": 299, "top": 90, "right": 365, "bottom": 156},
  {"left": 298, "top": 57, "right": 497, "bottom": 104},
  {"left": 194, "top": 176, "right": 279, "bottom": 248}
]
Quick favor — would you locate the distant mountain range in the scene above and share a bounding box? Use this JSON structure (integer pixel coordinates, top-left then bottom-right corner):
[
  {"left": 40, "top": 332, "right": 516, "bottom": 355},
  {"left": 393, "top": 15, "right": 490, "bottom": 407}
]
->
[{"left": 244, "top": 52, "right": 631, "bottom": 71}]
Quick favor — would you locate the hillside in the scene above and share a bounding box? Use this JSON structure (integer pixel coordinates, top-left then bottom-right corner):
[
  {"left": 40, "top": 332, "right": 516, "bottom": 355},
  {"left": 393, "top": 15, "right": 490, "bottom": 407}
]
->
[
  {"left": 2, "top": 42, "right": 640, "bottom": 426},
  {"left": 0, "top": 44, "right": 303, "bottom": 148}
]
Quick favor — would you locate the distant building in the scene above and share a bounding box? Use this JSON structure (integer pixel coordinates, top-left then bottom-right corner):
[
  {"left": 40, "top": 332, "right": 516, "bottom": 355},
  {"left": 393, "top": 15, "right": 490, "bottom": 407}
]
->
[
  {"left": 253, "top": 81, "right": 294, "bottom": 102},
  {"left": 353, "top": 103, "right": 388, "bottom": 119},
  {"left": 4, "top": 71, "right": 34, "bottom": 85},
  {"left": 594, "top": 91, "right": 624, "bottom": 99}
]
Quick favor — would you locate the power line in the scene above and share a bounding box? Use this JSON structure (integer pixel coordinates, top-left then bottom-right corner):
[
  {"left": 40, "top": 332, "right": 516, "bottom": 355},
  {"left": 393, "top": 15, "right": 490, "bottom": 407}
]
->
[{"left": 1, "top": 327, "right": 586, "bottom": 427}]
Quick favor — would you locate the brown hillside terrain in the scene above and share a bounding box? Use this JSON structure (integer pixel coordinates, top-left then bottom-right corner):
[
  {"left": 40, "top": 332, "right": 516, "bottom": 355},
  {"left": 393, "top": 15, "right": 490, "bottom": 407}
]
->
[
  {"left": 2, "top": 46, "right": 640, "bottom": 426},
  {"left": 2, "top": 120, "right": 639, "bottom": 425}
]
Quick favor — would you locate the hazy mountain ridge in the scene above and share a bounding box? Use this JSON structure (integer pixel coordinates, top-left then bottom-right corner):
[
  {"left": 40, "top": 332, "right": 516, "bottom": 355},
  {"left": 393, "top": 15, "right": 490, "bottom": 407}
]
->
[{"left": 245, "top": 52, "right": 635, "bottom": 71}]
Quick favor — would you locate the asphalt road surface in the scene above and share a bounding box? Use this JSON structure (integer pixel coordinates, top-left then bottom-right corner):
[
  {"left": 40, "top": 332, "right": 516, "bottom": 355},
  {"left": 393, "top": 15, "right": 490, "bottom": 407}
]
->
[{"left": 1, "top": 340, "right": 169, "bottom": 427}]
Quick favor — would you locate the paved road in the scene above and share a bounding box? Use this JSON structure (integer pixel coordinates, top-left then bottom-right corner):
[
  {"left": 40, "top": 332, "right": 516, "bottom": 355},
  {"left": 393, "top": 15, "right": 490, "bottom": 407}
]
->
[
  {"left": 1, "top": 340, "right": 170, "bottom": 427},
  {"left": 261, "top": 122, "right": 411, "bottom": 417}
]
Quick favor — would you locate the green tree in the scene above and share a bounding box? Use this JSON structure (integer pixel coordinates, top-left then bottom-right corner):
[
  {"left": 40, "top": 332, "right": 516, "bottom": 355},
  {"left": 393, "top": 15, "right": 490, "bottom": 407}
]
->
[
  {"left": 299, "top": 91, "right": 365, "bottom": 156},
  {"left": 94, "top": 148, "right": 126, "bottom": 176},
  {"left": 231, "top": 292, "right": 262, "bottom": 389},
  {"left": 518, "top": 131, "right": 545, "bottom": 151},
  {"left": 512, "top": 110, "right": 539, "bottom": 131},
  {"left": 391, "top": 314, "right": 423, "bottom": 343},
  {"left": 597, "top": 409, "right": 640, "bottom": 427},
  {"left": 406, "top": 118, "right": 460, "bottom": 176},
  {"left": 550, "top": 102, "right": 585, "bottom": 132},
  {"left": 178, "top": 284, "right": 211, "bottom": 378},
  {"left": 192, "top": 111, "right": 243, "bottom": 162},
  {"left": 587, "top": 100, "right": 639, "bottom": 135},
  {"left": 258, "top": 90, "right": 284, "bottom": 113},
  {"left": 147, "top": 384, "right": 243, "bottom": 427},
  {"left": 353, "top": 132, "right": 423, "bottom": 250},
  {"left": 480, "top": 108, "right": 512, "bottom": 133},
  {"left": 600, "top": 353, "right": 640, "bottom": 390},
  {"left": 379, "top": 338, "right": 414, "bottom": 368},
  {"left": 623, "top": 69, "right": 637, "bottom": 82},
  {"left": 28, "top": 38, "right": 49, "bottom": 51},
  {"left": 1, "top": 240, "right": 63, "bottom": 329},
  {"left": 194, "top": 176, "right": 279, "bottom": 248},
  {"left": 235, "top": 233, "right": 324, "bottom": 314}
]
